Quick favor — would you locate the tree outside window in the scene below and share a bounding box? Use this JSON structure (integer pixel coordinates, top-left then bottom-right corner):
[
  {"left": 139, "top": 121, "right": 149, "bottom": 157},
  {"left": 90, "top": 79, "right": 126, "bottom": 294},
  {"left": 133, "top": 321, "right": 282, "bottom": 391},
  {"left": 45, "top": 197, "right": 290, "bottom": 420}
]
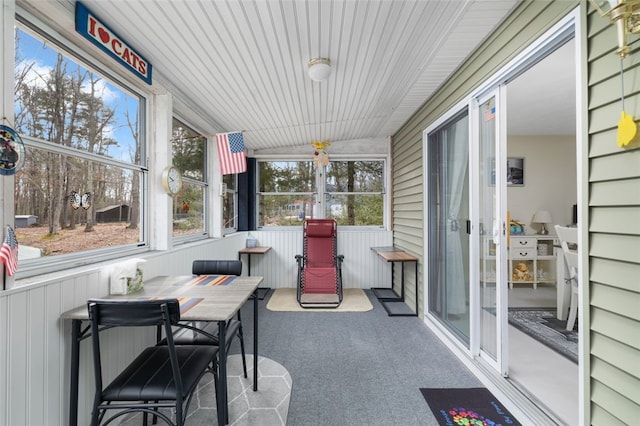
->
[
  {"left": 171, "top": 118, "right": 206, "bottom": 239},
  {"left": 258, "top": 161, "right": 316, "bottom": 226},
  {"left": 223, "top": 173, "right": 237, "bottom": 232},
  {"left": 325, "top": 161, "right": 384, "bottom": 226},
  {"left": 257, "top": 160, "right": 384, "bottom": 227},
  {"left": 13, "top": 26, "right": 145, "bottom": 265}
]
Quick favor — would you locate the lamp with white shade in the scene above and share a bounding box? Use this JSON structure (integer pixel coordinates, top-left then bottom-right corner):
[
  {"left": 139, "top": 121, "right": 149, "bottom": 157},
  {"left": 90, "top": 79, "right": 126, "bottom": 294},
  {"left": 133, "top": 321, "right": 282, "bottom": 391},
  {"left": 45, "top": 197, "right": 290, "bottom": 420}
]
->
[
  {"left": 532, "top": 210, "right": 553, "bottom": 235},
  {"left": 308, "top": 57, "right": 331, "bottom": 82}
]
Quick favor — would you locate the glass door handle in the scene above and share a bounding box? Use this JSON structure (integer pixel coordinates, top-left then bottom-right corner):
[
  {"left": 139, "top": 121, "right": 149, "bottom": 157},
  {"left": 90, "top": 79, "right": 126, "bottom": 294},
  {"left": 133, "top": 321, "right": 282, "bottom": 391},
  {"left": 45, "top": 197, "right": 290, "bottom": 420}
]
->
[{"left": 493, "top": 219, "right": 500, "bottom": 244}]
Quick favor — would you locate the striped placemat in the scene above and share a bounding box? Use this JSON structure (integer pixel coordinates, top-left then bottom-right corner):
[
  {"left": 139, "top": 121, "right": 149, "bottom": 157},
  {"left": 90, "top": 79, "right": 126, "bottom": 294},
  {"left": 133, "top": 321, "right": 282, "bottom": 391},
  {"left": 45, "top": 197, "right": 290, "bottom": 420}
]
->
[
  {"left": 174, "top": 275, "right": 238, "bottom": 286},
  {"left": 176, "top": 297, "right": 204, "bottom": 314},
  {"left": 145, "top": 297, "right": 204, "bottom": 315}
]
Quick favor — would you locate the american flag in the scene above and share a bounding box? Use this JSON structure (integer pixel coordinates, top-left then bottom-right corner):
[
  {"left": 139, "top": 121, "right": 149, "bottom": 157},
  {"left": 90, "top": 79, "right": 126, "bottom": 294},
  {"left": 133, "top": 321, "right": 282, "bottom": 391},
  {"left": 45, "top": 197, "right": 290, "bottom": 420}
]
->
[
  {"left": 216, "top": 131, "right": 247, "bottom": 175},
  {"left": 0, "top": 226, "right": 18, "bottom": 276},
  {"left": 484, "top": 101, "right": 495, "bottom": 121}
]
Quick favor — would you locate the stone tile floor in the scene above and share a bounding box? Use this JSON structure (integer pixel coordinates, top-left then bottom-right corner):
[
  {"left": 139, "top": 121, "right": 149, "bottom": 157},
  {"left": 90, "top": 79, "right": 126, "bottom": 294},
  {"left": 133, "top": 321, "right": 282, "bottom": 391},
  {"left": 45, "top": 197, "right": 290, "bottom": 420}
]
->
[{"left": 120, "top": 355, "right": 291, "bottom": 425}]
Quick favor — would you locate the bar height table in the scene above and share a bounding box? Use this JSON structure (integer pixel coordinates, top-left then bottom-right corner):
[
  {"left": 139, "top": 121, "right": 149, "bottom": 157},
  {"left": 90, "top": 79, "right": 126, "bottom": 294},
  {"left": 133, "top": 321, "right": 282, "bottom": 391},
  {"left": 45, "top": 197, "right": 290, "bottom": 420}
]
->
[
  {"left": 370, "top": 246, "right": 419, "bottom": 317},
  {"left": 239, "top": 246, "right": 272, "bottom": 300}
]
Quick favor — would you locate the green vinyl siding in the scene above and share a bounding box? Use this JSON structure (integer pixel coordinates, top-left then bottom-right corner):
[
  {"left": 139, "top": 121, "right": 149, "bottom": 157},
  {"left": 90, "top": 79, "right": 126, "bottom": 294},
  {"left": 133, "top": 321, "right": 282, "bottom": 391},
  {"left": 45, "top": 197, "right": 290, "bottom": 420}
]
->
[
  {"left": 590, "top": 281, "right": 640, "bottom": 322},
  {"left": 590, "top": 257, "right": 640, "bottom": 292},
  {"left": 590, "top": 178, "right": 640, "bottom": 205},
  {"left": 591, "top": 309, "right": 640, "bottom": 349},
  {"left": 587, "top": 0, "right": 640, "bottom": 422},
  {"left": 590, "top": 150, "right": 640, "bottom": 181},
  {"left": 589, "top": 128, "right": 625, "bottom": 157},
  {"left": 589, "top": 206, "right": 640, "bottom": 234},
  {"left": 591, "top": 379, "right": 638, "bottom": 425}
]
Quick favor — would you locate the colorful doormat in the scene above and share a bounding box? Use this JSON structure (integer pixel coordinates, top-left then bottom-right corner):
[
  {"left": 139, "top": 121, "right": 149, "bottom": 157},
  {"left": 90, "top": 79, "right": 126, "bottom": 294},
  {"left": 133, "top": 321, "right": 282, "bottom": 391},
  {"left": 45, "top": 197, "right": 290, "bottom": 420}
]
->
[{"left": 420, "top": 387, "right": 521, "bottom": 426}]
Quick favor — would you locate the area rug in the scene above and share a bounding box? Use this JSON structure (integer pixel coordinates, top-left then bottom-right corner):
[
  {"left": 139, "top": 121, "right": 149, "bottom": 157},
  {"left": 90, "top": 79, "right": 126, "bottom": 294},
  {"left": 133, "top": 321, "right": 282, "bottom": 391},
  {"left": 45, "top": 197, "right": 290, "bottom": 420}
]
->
[
  {"left": 266, "top": 288, "right": 373, "bottom": 312},
  {"left": 420, "top": 387, "right": 521, "bottom": 426},
  {"left": 508, "top": 308, "right": 578, "bottom": 364},
  {"left": 121, "top": 355, "right": 292, "bottom": 426}
]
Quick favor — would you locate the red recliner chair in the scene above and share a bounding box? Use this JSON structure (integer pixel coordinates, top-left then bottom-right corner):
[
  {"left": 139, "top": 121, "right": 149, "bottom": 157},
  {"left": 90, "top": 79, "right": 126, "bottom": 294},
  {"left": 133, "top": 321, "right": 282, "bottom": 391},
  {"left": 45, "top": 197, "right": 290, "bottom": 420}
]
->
[{"left": 295, "top": 219, "right": 344, "bottom": 308}]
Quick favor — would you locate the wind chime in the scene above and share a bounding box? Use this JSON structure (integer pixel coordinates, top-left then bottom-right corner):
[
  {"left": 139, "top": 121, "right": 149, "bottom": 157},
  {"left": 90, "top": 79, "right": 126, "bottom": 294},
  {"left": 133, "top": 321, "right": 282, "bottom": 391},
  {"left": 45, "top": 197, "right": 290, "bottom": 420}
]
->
[
  {"left": 617, "top": 58, "right": 638, "bottom": 148},
  {"left": 312, "top": 139, "right": 331, "bottom": 168}
]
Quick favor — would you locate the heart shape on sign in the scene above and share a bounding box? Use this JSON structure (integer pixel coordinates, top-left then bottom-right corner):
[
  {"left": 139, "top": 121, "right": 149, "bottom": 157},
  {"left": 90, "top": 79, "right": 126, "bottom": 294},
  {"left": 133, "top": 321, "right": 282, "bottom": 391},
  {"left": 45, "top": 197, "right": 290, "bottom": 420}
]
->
[{"left": 98, "top": 28, "right": 110, "bottom": 44}]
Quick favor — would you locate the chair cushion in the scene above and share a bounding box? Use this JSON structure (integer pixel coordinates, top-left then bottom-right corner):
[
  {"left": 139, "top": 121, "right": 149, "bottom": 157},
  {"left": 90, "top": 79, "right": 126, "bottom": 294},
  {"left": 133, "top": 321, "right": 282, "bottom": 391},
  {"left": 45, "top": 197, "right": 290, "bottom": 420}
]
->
[
  {"left": 305, "top": 220, "right": 335, "bottom": 237},
  {"left": 192, "top": 260, "right": 242, "bottom": 276},
  {"left": 303, "top": 267, "right": 336, "bottom": 293},
  {"left": 306, "top": 238, "right": 334, "bottom": 267},
  {"left": 102, "top": 345, "right": 217, "bottom": 401}
]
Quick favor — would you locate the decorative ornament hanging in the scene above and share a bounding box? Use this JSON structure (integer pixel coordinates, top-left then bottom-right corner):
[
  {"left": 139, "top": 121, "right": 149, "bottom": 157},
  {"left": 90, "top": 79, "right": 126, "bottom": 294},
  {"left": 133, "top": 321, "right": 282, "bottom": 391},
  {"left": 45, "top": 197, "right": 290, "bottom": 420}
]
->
[
  {"left": 69, "top": 191, "right": 92, "bottom": 210},
  {"left": 311, "top": 139, "right": 331, "bottom": 167},
  {"left": 0, "top": 124, "right": 26, "bottom": 175},
  {"left": 616, "top": 58, "right": 639, "bottom": 149}
]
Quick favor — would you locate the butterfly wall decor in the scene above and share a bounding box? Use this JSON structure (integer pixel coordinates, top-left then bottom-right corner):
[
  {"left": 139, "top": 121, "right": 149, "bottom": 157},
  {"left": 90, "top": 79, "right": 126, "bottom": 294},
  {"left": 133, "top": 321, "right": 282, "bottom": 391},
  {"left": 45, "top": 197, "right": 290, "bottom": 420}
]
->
[{"left": 70, "top": 191, "right": 92, "bottom": 210}]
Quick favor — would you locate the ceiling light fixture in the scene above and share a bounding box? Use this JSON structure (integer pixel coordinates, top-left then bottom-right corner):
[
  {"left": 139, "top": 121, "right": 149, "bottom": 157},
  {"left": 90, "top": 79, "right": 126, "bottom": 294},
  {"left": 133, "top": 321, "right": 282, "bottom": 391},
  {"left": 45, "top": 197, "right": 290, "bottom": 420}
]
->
[{"left": 308, "top": 57, "right": 331, "bottom": 82}]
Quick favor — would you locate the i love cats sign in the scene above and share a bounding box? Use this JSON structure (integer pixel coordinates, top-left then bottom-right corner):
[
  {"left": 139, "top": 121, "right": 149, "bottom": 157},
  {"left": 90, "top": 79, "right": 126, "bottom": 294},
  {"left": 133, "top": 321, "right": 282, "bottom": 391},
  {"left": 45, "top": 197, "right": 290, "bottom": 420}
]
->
[{"left": 75, "top": 2, "right": 152, "bottom": 85}]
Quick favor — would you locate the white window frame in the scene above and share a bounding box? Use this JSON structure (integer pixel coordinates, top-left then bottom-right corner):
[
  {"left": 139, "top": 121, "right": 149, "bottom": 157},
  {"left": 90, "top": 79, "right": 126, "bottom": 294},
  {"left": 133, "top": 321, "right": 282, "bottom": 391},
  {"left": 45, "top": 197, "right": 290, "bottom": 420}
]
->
[
  {"left": 256, "top": 157, "right": 387, "bottom": 229},
  {"left": 170, "top": 116, "right": 209, "bottom": 244},
  {"left": 11, "top": 11, "right": 153, "bottom": 278}
]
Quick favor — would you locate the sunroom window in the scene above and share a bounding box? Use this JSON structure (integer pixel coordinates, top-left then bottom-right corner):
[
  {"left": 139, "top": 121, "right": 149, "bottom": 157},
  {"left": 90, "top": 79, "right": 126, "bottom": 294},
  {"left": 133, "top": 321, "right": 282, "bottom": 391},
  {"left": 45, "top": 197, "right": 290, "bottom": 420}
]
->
[
  {"left": 325, "top": 160, "right": 384, "bottom": 226},
  {"left": 13, "top": 25, "right": 146, "bottom": 271},
  {"left": 223, "top": 173, "right": 237, "bottom": 232},
  {"left": 257, "top": 159, "right": 385, "bottom": 227},
  {"left": 257, "top": 161, "right": 316, "bottom": 227},
  {"left": 170, "top": 118, "right": 206, "bottom": 240}
]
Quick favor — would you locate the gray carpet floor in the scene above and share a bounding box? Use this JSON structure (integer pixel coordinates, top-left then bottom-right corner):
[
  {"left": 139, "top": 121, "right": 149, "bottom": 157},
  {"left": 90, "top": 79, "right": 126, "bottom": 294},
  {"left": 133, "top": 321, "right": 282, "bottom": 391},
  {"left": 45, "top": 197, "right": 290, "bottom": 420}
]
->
[
  {"left": 233, "top": 289, "right": 483, "bottom": 426},
  {"left": 127, "top": 290, "right": 487, "bottom": 425},
  {"left": 120, "top": 354, "right": 291, "bottom": 426}
]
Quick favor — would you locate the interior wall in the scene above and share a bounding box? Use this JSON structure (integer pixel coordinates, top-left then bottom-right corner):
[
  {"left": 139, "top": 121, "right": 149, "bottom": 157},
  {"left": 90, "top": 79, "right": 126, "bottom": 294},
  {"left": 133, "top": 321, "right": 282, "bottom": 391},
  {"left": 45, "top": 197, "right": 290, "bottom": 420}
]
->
[{"left": 507, "top": 135, "right": 577, "bottom": 234}]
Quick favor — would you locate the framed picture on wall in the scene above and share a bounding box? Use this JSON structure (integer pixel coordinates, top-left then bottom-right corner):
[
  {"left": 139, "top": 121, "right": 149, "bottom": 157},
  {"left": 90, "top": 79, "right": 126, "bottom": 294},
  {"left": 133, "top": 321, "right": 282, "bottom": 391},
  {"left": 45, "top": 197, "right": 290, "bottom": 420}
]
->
[
  {"left": 507, "top": 157, "right": 524, "bottom": 186},
  {"left": 489, "top": 157, "right": 525, "bottom": 186}
]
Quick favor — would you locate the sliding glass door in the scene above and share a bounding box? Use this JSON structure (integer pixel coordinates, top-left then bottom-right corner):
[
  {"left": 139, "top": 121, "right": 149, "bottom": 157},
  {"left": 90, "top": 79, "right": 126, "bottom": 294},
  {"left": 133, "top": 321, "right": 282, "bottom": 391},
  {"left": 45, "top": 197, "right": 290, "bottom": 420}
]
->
[
  {"left": 425, "top": 15, "right": 578, "bottom": 395},
  {"left": 426, "top": 111, "right": 470, "bottom": 342},
  {"left": 424, "top": 90, "right": 509, "bottom": 374},
  {"left": 476, "top": 90, "right": 509, "bottom": 375}
]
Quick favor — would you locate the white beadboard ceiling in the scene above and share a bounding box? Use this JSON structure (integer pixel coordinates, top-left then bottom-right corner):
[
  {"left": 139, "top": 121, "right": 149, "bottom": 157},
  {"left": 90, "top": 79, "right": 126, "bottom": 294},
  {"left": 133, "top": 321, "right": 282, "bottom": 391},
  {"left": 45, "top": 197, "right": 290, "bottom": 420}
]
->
[{"left": 20, "top": 0, "right": 525, "bottom": 153}]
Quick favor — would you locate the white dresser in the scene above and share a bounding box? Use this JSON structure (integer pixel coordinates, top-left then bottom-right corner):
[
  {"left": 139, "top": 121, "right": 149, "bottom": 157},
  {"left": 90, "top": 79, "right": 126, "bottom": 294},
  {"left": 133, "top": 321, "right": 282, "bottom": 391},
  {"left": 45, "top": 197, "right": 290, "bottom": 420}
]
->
[
  {"left": 481, "top": 235, "right": 558, "bottom": 289},
  {"left": 508, "top": 235, "right": 558, "bottom": 289}
]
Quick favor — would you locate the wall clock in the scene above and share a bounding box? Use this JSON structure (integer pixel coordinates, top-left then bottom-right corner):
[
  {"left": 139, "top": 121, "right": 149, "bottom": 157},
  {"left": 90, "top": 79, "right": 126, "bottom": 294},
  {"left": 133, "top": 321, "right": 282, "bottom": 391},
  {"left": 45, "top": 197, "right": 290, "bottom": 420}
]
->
[
  {"left": 161, "top": 165, "right": 182, "bottom": 195},
  {"left": 0, "top": 125, "right": 26, "bottom": 176}
]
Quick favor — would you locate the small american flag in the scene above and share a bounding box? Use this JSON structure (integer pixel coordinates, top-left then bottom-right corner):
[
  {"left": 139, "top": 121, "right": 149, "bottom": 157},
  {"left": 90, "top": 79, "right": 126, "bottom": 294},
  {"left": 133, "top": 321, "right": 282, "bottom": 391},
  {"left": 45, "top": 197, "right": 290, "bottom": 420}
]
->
[
  {"left": 484, "top": 101, "right": 495, "bottom": 121},
  {"left": 216, "top": 131, "right": 247, "bottom": 175},
  {"left": 0, "top": 226, "right": 18, "bottom": 276}
]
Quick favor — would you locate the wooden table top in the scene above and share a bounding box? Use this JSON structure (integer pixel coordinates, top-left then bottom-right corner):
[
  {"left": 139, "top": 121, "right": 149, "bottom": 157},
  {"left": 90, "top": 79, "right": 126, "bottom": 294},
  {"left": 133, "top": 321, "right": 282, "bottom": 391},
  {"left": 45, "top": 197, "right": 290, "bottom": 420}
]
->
[
  {"left": 238, "top": 246, "right": 271, "bottom": 255},
  {"left": 372, "top": 248, "right": 418, "bottom": 262},
  {"left": 370, "top": 246, "right": 403, "bottom": 253},
  {"left": 60, "top": 275, "right": 262, "bottom": 322}
]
